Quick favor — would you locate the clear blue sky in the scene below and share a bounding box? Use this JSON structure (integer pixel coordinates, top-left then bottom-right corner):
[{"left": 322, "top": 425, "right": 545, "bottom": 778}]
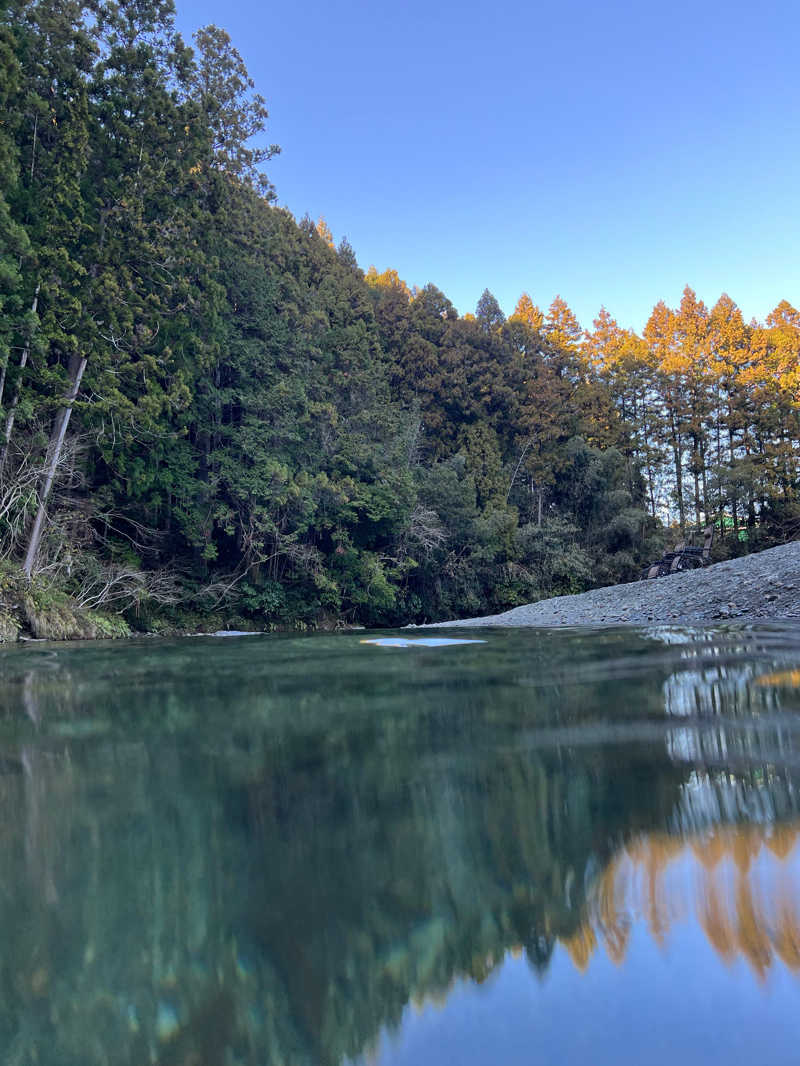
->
[{"left": 175, "top": 0, "right": 800, "bottom": 333}]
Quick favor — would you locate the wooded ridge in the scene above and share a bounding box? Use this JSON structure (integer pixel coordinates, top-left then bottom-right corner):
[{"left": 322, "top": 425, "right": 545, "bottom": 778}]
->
[{"left": 0, "top": 0, "right": 798, "bottom": 635}]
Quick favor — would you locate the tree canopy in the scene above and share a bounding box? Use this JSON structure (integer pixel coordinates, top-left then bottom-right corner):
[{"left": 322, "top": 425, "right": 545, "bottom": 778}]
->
[{"left": 0, "top": 0, "right": 796, "bottom": 629}]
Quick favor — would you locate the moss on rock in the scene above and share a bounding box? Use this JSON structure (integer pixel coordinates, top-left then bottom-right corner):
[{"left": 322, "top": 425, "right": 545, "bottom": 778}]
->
[
  {"left": 0, "top": 611, "right": 20, "bottom": 642},
  {"left": 19, "top": 578, "right": 130, "bottom": 641},
  {"left": 22, "top": 590, "right": 97, "bottom": 640},
  {"left": 0, "top": 562, "right": 26, "bottom": 642}
]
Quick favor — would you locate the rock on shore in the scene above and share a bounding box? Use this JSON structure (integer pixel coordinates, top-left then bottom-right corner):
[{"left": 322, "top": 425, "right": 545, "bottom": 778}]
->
[{"left": 426, "top": 540, "right": 800, "bottom": 628}]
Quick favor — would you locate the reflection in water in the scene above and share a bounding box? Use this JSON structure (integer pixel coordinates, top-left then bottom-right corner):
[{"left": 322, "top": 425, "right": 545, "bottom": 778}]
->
[
  {"left": 0, "top": 624, "right": 799, "bottom": 1065},
  {"left": 566, "top": 823, "right": 800, "bottom": 977}
]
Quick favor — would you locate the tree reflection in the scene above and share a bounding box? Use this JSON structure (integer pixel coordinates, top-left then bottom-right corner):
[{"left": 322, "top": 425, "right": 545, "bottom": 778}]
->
[
  {"left": 0, "top": 629, "right": 799, "bottom": 1064},
  {"left": 570, "top": 822, "right": 800, "bottom": 978}
]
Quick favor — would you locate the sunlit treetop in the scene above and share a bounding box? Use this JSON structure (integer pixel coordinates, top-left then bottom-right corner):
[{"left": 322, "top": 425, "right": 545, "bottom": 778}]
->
[
  {"left": 364, "top": 265, "right": 412, "bottom": 297},
  {"left": 509, "top": 292, "right": 544, "bottom": 333}
]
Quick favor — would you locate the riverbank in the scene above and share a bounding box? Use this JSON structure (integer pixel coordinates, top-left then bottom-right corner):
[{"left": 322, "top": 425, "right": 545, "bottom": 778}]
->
[
  {"left": 0, "top": 563, "right": 133, "bottom": 642},
  {"left": 423, "top": 540, "right": 800, "bottom": 628},
  {"left": 3, "top": 541, "right": 799, "bottom": 642},
  {"left": 0, "top": 561, "right": 255, "bottom": 643}
]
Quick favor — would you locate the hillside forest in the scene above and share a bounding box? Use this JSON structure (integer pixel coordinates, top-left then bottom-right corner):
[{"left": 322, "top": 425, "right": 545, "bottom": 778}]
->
[{"left": 1, "top": 0, "right": 798, "bottom": 630}]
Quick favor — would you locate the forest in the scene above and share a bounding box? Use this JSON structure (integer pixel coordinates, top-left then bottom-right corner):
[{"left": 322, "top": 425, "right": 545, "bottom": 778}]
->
[{"left": 1, "top": 0, "right": 798, "bottom": 631}]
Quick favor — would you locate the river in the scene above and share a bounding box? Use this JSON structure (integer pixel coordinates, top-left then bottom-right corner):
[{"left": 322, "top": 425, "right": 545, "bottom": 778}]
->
[{"left": 2, "top": 623, "right": 800, "bottom": 1065}]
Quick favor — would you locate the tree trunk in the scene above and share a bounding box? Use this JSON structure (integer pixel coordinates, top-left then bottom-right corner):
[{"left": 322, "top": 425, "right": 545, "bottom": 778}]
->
[
  {"left": 668, "top": 405, "right": 685, "bottom": 530},
  {"left": 640, "top": 391, "right": 657, "bottom": 518},
  {"left": 647, "top": 460, "right": 656, "bottom": 518},
  {"left": 699, "top": 438, "right": 708, "bottom": 525},
  {"left": 0, "top": 284, "right": 41, "bottom": 477},
  {"left": 715, "top": 385, "right": 724, "bottom": 517},
  {"left": 727, "top": 425, "right": 739, "bottom": 539},
  {"left": 23, "top": 353, "right": 87, "bottom": 577}
]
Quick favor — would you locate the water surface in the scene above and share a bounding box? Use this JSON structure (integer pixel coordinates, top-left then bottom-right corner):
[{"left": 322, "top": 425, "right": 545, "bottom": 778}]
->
[{"left": 2, "top": 623, "right": 800, "bottom": 1065}]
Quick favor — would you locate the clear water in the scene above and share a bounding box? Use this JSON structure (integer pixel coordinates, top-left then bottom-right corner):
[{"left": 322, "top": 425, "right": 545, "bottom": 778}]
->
[{"left": 2, "top": 623, "right": 800, "bottom": 1066}]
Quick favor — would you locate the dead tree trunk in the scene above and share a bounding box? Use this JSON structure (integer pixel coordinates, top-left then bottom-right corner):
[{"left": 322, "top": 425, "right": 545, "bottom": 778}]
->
[{"left": 23, "top": 353, "right": 87, "bottom": 577}]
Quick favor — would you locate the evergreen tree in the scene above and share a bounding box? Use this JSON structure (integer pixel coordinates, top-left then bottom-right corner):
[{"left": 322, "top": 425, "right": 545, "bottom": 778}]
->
[
  {"left": 0, "top": 7, "right": 29, "bottom": 423},
  {"left": 509, "top": 292, "right": 544, "bottom": 333},
  {"left": 475, "top": 288, "right": 505, "bottom": 331},
  {"left": 673, "top": 286, "right": 712, "bottom": 526}
]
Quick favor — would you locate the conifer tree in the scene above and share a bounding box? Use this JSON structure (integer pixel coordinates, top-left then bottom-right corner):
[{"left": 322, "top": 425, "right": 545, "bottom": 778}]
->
[
  {"left": 708, "top": 294, "right": 750, "bottom": 534},
  {"left": 475, "top": 289, "right": 505, "bottom": 331},
  {"left": 2, "top": 0, "right": 93, "bottom": 565},
  {"left": 645, "top": 300, "right": 686, "bottom": 530},
  {"left": 509, "top": 292, "right": 544, "bottom": 333},
  {"left": 584, "top": 309, "right": 663, "bottom": 517},
  {"left": 673, "top": 286, "right": 712, "bottom": 526},
  {"left": 544, "top": 295, "right": 583, "bottom": 374},
  {"left": 0, "top": 9, "right": 29, "bottom": 420},
  {"left": 189, "top": 24, "right": 279, "bottom": 195}
]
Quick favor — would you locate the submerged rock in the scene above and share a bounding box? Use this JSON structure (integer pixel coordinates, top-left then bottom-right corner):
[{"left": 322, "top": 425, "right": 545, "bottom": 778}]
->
[
  {"left": 360, "top": 637, "right": 487, "bottom": 648},
  {"left": 155, "top": 1000, "right": 181, "bottom": 1042}
]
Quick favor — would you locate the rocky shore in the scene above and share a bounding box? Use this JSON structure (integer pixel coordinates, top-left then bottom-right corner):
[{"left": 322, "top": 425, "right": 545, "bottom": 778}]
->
[{"left": 427, "top": 540, "right": 800, "bottom": 629}]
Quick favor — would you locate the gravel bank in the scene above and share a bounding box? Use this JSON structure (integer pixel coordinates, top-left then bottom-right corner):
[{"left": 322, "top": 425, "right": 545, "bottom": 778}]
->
[{"left": 425, "top": 540, "right": 800, "bottom": 628}]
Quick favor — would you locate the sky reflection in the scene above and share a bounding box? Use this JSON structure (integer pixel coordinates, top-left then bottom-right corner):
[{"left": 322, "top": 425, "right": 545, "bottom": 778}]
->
[{"left": 370, "top": 823, "right": 800, "bottom": 1066}]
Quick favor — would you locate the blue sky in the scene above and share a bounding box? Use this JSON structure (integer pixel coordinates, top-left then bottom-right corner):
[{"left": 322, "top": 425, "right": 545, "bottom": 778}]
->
[{"left": 175, "top": 0, "right": 800, "bottom": 332}]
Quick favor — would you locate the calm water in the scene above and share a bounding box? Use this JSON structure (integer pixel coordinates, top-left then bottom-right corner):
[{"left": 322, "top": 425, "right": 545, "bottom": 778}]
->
[{"left": 2, "top": 624, "right": 800, "bottom": 1065}]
